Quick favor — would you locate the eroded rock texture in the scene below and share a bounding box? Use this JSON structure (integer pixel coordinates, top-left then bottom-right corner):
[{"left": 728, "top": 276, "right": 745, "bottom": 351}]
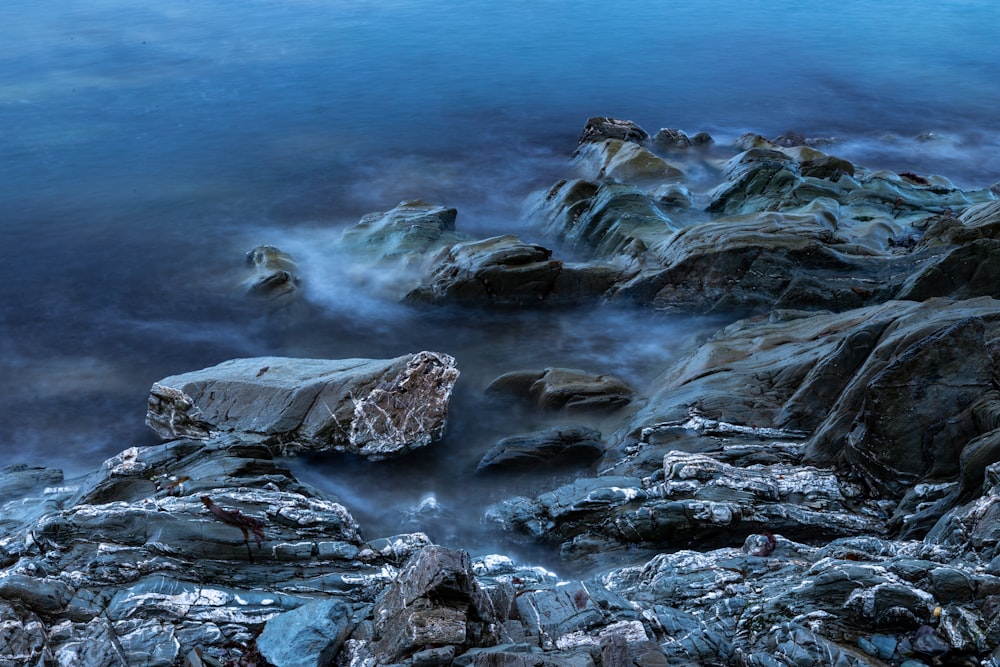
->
[{"left": 146, "top": 351, "right": 459, "bottom": 459}]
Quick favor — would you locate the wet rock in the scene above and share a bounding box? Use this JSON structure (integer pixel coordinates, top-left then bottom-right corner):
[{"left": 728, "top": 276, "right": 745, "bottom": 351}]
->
[
  {"left": 366, "top": 545, "right": 501, "bottom": 663},
  {"left": 0, "top": 463, "right": 63, "bottom": 499},
  {"left": 578, "top": 117, "right": 649, "bottom": 145},
  {"left": 535, "top": 180, "right": 679, "bottom": 260},
  {"left": 245, "top": 244, "right": 302, "bottom": 307},
  {"left": 257, "top": 598, "right": 359, "bottom": 667},
  {"left": 339, "top": 199, "right": 466, "bottom": 267},
  {"left": 488, "top": 449, "right": 882, "bottom": 558},
  {"left": 476, "top": 426, "right": 605, "bottom": 473},
  {"left": 651, "top": 128, "right": 692, "bottom": 151},
  {"left": 896, "top": 238, "right": 1000, "bottom": 301},
  {"left": 574, "top": 139, "right": 684, "bottom": 184},
  {"left": 146, "top": 351, "right": 459, "bottom": 459},
  {"left": 405, "top": 234, "right": 620, "bottom": 307},
  {"left": 486, "top": 367, "right": 635, "bottom": 413}
]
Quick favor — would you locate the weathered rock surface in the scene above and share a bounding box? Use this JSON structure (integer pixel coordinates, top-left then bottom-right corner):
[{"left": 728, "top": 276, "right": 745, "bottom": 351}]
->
[
  {"left": 146, "top": 351, "right": 459, "bottom": 459},
  {"left": 340, "top": 199, "right": 467, "bottom": 268},
  {"left": 405, "top": 234, "right": 621, "bottom": 307},
  {"left": 9, "top": 119, "right": 1000, "bottom": 667}
]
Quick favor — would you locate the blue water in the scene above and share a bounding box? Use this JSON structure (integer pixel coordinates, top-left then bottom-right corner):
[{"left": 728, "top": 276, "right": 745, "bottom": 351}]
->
[{"left": 2, "top": 0, "right": 1000, "bottom": 546}]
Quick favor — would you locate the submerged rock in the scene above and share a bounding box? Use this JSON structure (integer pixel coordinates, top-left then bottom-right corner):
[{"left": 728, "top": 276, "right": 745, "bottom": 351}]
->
[
  {"left": 146, "top": 351, "right": 459, "bottom": 459},
  {"left": 486, "top": 367, "right": 635, "bottom": 413},
  {"left": 245, "top": 244, "right": 302, "bottom": 308},
  {"left": 476, "top": 426, "right": 605, "bottom": 473}
]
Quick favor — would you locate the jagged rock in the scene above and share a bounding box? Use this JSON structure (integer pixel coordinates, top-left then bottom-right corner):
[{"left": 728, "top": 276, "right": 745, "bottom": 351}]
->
[
  {"left": 534, "top": 180, "right": 679, "bottom": 260},
  {"left": 405, "top": 234, "right": 620, "bottom": 307},
  {"left": 578, "top": 117, "right": 649, "bottom": 145},
  {"left": 146, "top": 351, "right": 459, "bottom": 459},
  {"left": 476, "top": 426, "right": 605, "bottom": 473},
  {"left": 618, "top": 298, "right": 1000, "bottom": 500},
  {"left": 486, "top": 367, "right": 635, "bottom": 413},
  {"left": 919, "top": 200, "right": 1000, "bottom": 246},
  {"left": 486, "top": 449, "right": 882, "bottom": 559},
  {"left": 366, "top": 545, "right": 501, "bottom": 663},
  {"left": 245, "top": 245, "right": 301, "bottom": 307}
]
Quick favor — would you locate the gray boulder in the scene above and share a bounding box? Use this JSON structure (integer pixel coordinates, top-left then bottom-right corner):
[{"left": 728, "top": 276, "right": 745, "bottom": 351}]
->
[
  {"left": 146, "top": 351, "right": 459, "bottom": 459},
  {"left": 257, "top": 598, "right": 358, "bottom": 667}
]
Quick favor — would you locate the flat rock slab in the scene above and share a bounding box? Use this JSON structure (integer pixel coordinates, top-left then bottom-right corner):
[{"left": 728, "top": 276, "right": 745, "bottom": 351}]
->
[{"left": 146, "top": 351, "right": 459, "bottom": 459}]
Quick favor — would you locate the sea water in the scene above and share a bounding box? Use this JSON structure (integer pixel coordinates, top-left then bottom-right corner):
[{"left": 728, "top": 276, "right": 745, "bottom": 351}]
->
[{"left": 2, "top": 0, "right": 999, "bottom": 558}]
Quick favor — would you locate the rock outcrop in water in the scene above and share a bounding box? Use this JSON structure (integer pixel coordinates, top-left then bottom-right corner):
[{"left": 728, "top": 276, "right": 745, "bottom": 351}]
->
[
  {"left": 146, "top": 351, "right": 459, "bottom": 459},
  {"left": 6, "top": 119, "right": 1000, "bottom": 666}
]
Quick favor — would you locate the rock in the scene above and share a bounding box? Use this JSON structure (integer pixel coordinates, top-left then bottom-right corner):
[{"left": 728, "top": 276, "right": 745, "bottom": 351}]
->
[
  {"left": 488, "top": 449, "right": 882, "bottom": 558},
  {"left": 486, "top": 367, "right": 635, "bottom": 413},
  {"left": 257, "top": 598, "right": 357, "bottom": 667},
  {"left": 839, "top": 316, "right": 994, "bottom": 493},
  {"left": 578, "top": 117, "right": 649, "bottom": 145},
  {"left": 574, "top": 139, "right": 684, "bottom": 184},
  {"left": 245, "top": 245, "right": 301, "bottom": 307},
  {"left": 896, "top": 238, "right": 1000, "bottom": 301},
  {"left": 651, "top": 128, "right": 692, "bottom": 151},
  {"left": 367, "top": 545, "right": 501, "bottom": 663},
  {"left": 534, "top": 179, "right": 679, "bottom": 260},
  {"left": 800, "top": 155, "right": 856, "bottom": 181},
  {"left": 145, "top": 351, "right": 459, "bottom": 459},
  {"left": 476, "top": 426, "right": 605, "bottom": 473},
  {"left": 919, "top": 200, "right": 1000, "bottom": 246},
  {"left": 405, "top": 234, "right": 621, "bottom": 307},
  {"left": 339, "top": 199, "right": 466, "bottom": 267}
]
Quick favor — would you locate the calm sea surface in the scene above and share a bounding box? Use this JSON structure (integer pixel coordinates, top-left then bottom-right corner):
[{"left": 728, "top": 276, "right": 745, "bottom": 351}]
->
[{"left": 3, "top": 0, "right": 999, "bottom": 554}]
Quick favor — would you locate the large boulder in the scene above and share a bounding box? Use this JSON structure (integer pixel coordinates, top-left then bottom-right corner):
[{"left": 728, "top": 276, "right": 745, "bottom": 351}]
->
[{"left": 146, "top": 351, "right": 459, "bottom": 459}]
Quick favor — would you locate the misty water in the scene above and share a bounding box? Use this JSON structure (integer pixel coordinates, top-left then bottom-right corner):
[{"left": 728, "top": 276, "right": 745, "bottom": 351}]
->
[{"left": 3, "top": 0, "right": 1000, "bottom": 565}]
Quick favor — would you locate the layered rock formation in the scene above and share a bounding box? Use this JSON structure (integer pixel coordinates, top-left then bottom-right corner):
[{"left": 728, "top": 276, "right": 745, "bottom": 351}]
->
[{"left": 5, "top": 118, "right": 1000, "bottom": 666}]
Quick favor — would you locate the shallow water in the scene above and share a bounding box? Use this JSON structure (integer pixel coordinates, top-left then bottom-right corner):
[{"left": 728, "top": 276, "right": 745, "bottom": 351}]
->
[{"left": 3, "top": 0, "right": 1000, "bottom": 565}]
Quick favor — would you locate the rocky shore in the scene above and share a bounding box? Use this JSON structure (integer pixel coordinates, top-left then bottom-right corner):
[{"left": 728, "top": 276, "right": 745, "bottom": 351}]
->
[{"left": 4, "top": 117, "right": 1000, "bottom": 666}]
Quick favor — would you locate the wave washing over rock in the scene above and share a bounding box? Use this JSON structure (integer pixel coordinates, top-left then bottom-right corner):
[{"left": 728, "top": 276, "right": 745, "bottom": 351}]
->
[{"left": 5, "top": 118, "right": 1000, "bottom": 666}]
